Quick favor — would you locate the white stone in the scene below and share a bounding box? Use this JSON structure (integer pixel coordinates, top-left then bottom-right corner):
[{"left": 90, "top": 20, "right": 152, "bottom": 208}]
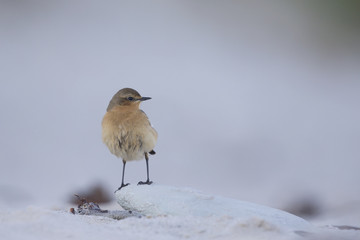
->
[{"left": 115, "top": 184, "right": 314, "bottom": 232}]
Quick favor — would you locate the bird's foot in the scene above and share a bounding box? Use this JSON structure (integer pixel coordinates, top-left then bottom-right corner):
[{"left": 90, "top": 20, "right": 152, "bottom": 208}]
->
[
  {"left": 137, "top": 180, "right": 153, "bottom": 185},
  {"left": 115, "top": 183, "right": 130, "bottom": 192}
]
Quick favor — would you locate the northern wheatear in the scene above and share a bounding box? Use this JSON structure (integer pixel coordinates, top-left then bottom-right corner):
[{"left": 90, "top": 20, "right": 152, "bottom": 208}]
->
[{"left": 102, "top": 88, "right": 158, "bottom": 191}]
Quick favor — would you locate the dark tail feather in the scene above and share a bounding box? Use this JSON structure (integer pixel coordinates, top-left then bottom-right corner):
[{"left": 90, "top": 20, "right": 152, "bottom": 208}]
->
[{"left": 149, "top": 150, "right": 156, "bottom": 155}]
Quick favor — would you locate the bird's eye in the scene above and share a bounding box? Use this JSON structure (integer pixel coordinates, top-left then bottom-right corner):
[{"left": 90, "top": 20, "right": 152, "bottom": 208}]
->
[{"left": 127, "top": 97, "right": 134, "bottom": 101}]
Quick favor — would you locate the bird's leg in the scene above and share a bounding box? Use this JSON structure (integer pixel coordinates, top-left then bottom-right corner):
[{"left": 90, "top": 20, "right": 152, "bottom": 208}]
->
[
  {"left": 116, "top": 160, "right": 129, "bottom": 191},
  {"left": 138, "top": 153, "right": 153, "bottom": 185}
]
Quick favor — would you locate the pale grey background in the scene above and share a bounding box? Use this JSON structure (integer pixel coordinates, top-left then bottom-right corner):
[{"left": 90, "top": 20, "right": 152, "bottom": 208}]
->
[{"left": 0, "top": 1, "right": 359, "bottom": 216}]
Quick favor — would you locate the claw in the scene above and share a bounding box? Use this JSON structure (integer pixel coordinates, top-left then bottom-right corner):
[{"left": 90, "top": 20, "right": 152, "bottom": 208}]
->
[
  {"left": 115, "top": 183, "right": 130, "bottom": 192},
  {"left": 138, "top": 180, "right": 153, "bottom": 185}
]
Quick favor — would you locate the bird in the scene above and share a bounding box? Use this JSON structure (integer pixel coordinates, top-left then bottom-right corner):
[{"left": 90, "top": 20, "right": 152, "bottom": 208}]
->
[{"left": 102, "top": 88, "right": 158, "bottom": 191}]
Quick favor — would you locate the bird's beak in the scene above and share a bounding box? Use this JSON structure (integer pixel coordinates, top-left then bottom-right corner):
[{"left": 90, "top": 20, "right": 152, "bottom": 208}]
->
[{"left": 139, "top": 97, "right": 151, "bottom": 101}]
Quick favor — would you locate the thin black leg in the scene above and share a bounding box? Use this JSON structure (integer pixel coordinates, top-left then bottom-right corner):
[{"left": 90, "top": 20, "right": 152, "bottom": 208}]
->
[
  {"left": 116, "top": 160, "right": 129, "bottom": 191},
  {"left": 138, "top": 153, "right": 153, "bottom": 185}
]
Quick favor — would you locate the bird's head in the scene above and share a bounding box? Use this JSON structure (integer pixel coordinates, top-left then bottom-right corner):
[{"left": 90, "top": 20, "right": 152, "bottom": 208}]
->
[{"left": 106, "top": 88, "right": 151, "bottom": 111}]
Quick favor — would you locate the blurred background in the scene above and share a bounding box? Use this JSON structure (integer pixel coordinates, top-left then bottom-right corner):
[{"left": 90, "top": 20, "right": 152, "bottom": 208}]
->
[{"left": 0, "top": 0, "right": 359, "bottom": 224}]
